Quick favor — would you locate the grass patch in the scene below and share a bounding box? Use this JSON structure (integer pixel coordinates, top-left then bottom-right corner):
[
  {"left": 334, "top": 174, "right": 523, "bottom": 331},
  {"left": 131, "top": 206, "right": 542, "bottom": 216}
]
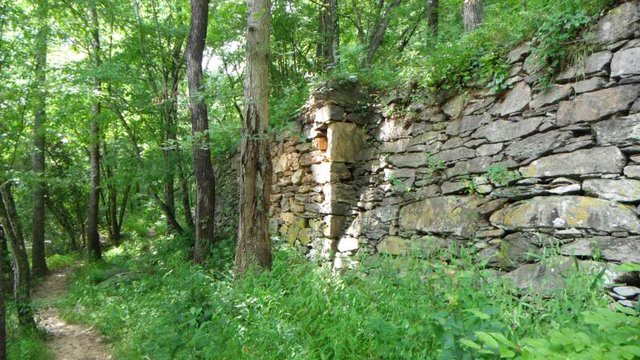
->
[
  {"left": 46, "top": 253, "right": 78, "bottom": 271},
  {"left": 6, "top": 303, "right": 51, "bottom": 360},
  {"left": 56, "top": 235, "right": 623, "bottom": 359}
]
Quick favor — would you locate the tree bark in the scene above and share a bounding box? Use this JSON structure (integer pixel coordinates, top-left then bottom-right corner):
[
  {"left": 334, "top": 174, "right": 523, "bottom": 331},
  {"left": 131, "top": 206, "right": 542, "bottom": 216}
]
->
[
  {"left": 316, "top": 0, "right": 339, "bottom": 70},
  {"left": 0, "top": 228, "right": 12, "bottom": 294},
  {"left": 31, "top": 0, "right": 49, "bottom": 278},
  {"left": 427, "top": 0, "right": 439, "bottom": 35},
  {"left": 0, "top": 254, "right": 5, "bottom": 360},
  {"left": 87, "top": 0, "right": 102, "bottom": 260},
  {"left": 45, "top": 197, "right": 78, "bottom": 250},
  {"left": 178, "top": 163, "right": 195, "bottom": 230},
  {"left": 0, "top": 184, "right": 35, "bottom": 328},
  {"left": 463, "top": 0, "right": 482, "bottom": 31},
  {"left": 186, "top": 0, "right": 216, "bottom": 263},
  {"left": 365, "top": 0, "right": 402, "bottom": 66},
  {"left": 235, "top": 0, "right": 272, "bottom": 274}
]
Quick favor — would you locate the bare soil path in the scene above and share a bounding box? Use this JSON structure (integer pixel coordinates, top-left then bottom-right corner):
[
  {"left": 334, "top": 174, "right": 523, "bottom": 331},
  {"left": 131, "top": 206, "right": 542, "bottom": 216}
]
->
[{"left": 32, "top": 267, "right": 112, "bottom": 360}]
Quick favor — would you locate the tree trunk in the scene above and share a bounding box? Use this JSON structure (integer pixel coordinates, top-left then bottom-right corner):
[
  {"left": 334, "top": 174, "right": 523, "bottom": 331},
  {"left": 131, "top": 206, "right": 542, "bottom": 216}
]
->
[
  {"left": 316, "top": 0, "right": 339, "bottom": 70},
  {"left": 178, "top": 163, "right": 195, "bottom": 230},
  {"left": 0, "top": 229, "right": 12, "bottom": 295},
  {"left": 0, "top": 184, "right": 35, "bottom": 328},
  {"left": 0, "top": 256, "right": 5, "bottom": 360},
  {"left": 365, "top": 0, "right": 402, "bottom": 66},
  {"left": 186, "top": 0, "right": 216, "bottom": 263},
  {"left": 427, "top": 0, "right": 439, "bottom": 35},
  {"left": 45, "top": 197, "right": 78, "bottom": 251},
  {"left": 164, "top": 36, "right": 185, "bottom": 232},
  {"left": 31, "top": 0, "right": 49, "bottom": 278},
  {"left": 463, "top": 0, "right": 482, "bottom": 31},
  {"left": 87, "top": 0, "right": 102, "bottom": 260},
  {"left": 108, "top": 178, "right": 118, "bottom": 243},
  {"left": 114, "top": 186, "right": 130, "bottom": 245},
  {"left": 235, "top": 0, "right": 272, "bottom": 274}
]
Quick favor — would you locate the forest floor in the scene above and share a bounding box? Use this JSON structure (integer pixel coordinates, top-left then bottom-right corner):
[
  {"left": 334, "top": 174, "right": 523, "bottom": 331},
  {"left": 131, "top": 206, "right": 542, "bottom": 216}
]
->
[{"left": 33, "top": 265, "right": 112, "bottom": 360}]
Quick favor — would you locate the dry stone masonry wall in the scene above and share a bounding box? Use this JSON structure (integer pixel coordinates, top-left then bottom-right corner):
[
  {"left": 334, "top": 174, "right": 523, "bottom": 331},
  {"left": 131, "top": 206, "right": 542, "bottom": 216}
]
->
[{"left": 244, "top": 2, "right": 640, "bottom": 299}]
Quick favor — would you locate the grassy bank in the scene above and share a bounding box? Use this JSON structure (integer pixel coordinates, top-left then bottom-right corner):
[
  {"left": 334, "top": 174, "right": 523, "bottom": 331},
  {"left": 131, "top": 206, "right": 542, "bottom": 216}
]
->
[{"left": 54, "top": 235, "right": 639, "bottom": 359}]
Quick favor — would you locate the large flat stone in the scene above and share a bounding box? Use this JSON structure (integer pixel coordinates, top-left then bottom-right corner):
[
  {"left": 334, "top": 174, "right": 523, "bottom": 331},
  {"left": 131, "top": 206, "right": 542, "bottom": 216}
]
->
[
  {"left": 625, "top": 165, "right": 640, "bottom": 178},
  {"left": 399, "top": 196, "right": 481, "bottom": 238},
  {"left": 346, "top": 206, "right": 399, "bottom": 241},
  {"left": 594, "top": 114, "right": 640, "bottom": 147},
  {"left": 324, "top": 215, "right": 346, "bottom": 238},
  {"left": 583, "top": 179, "right": 640, "bottom": 202},
  {"left": 388, "top": 153, "right": 427, "bottom": 168},
  {"left": 472, "top": 117, "right": 543, "bottom": 142},
  {"left": 505, "top": 257, "right": 605, "bottom": 294},
  {"left": 327, "top": 122, "right": 364, "bottom": 163},
  {"left": 490, "top": 196, "right": 640, "bottom": 233},
  {"left": 593, "top": 2, "right": 640, "bottom": 45},
  {"left": 611, "top": 47, "right": 640, "bottom": 78},
  {"left": 443, "top": 94, "right": 466, "bottom": 119},
  {"left": 311, "top": 162, "right": 351, "bottom": 183},
  {"left": 560, "top": 236, "right": 640, "bottom": 263},
  {"left": 505, "top": 260, "right": 566, "bottom": 293},
  {"left": 585, "top": 51, "right": 612, "bottom": 75},
  {"left": 519, "top": 147, "right": 625, "bottom": 178},
  {"left": 572, "top": 77, "right": 608, "bottom": 94},
  {"left": 505, "top": 130, "right": 573, "bottom": 162},
  {"left": 530, "top": 84, "right": 573, "bottom": 109},
  {"left": 482, "top": 232, "right": 566, "bottom": 270},
  {"left": 498, "top": 82, "right": 531, "bottom": 116},
  {"left": 432, "top": 147, "right": 476, "bottom": 163},
  {"left": 315, "top": 104, "right": 344, "bottom": 126},
  {"left": 491, "top": 184, "right": 581, "bottom": 201},
  {"left": 377, "top": 235, "right": 450, "bottom": 257},
  {"left": 445, "top": 113, "right": 491, "bottom": 136},
  {"left": 557, "top": 85, "right": 640, "bottom": 126}
]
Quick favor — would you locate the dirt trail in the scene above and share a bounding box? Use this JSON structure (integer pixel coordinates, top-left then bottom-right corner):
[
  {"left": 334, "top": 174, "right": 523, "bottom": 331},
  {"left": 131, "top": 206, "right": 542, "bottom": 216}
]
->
[{"left": 33, "top": 267, "right": 112, "bottom": 360}]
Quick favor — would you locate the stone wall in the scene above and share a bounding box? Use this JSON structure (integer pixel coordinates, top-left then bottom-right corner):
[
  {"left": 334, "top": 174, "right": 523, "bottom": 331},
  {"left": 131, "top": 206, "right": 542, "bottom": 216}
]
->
[
  {"left": 266, "top": 2, "right": 640, "bottom": 273},
  {"left": 221, "top": 3, "right": 640, "bottom": 295}
]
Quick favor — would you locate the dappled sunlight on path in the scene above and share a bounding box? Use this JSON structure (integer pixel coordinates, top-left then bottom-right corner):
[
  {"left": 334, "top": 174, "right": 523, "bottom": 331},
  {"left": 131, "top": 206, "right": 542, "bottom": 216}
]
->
[{"left": 33, "top": 267, "right": 111, "bottom": 360}]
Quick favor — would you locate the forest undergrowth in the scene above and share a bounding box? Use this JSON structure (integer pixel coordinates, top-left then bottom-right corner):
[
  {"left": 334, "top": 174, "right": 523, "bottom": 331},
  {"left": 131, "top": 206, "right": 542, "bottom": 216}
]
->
[{"left": 45, "top": 234, "right": 638, "bottom": 360}]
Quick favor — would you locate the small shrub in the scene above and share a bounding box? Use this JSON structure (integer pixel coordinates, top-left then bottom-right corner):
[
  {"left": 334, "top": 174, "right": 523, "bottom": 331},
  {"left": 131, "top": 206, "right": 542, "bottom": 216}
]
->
[
  {"left": 46, "top": 253, "right": 77, "bottom": 271},
  {"left": 487, "top": 165, "right": 521, "bottom": 187}
]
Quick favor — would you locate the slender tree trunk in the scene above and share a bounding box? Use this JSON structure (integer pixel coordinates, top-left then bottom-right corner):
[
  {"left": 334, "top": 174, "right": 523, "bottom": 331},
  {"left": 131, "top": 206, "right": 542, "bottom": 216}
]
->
[
  {"left": 0, "top": 184, "right": 35, "bottom": 328},
  {"left": 178, "top": 164, "right": 195, "bottom": 230},
  {"left": 427, "top": 0, "right": 439, "bottom": 35},
  {"left": 114, "top": 186, "right": 130, "bottom": 245},
  {"left": 87, "top": 0, "right": 102, "bottom": 260},
  {"left": 463, "top": 0, "right": 482, "bottom": 31},
  {"left": 235, "top": 0, "right": 272, "bottom": 274},
  {"left": 316, "top": 0, "right": 339, "bottom": 70},
  {"left": 187, "top": 0, "right": 216, "bottom": 263},
  {"left": 45, "top": 197, "right": 78, "bottom": 250},
  {"left": 108, "top": 180, "right": 118, "bottom": 243},
  {"left": 163, "top": 153, "right": 176, "bottom": 232},
  {"left": 31, "top": 0, "right": 49, "bottom": 278},
  {"left": 0, "top": 257, "right": 5, "bottom": 360},
  {"left": 0, "top": 229, "right": 12, "bottom": 294},
  {"left": 365, "top": 0, "right": 402, "bottom": 66},
  {"left": 163, "top": 111, "right": 176, "bottom": 231}
]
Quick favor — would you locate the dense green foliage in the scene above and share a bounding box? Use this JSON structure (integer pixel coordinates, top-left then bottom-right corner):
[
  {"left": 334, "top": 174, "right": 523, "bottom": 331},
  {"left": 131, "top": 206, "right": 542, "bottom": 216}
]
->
[
  {"left": 331, "top": 0, "right": 613, "bottom": 91},
  {"left": 0, "top": 0, "right": 615, "bottom": 252},
  {"left": 6, "top": 307, "right": 50, "bottom": 360},
  {"left": 2, "top": 0, "right": 633, "bottom": 358},
  {"left": 50, "top": 235, "right": 631, "bottom": 360}
]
